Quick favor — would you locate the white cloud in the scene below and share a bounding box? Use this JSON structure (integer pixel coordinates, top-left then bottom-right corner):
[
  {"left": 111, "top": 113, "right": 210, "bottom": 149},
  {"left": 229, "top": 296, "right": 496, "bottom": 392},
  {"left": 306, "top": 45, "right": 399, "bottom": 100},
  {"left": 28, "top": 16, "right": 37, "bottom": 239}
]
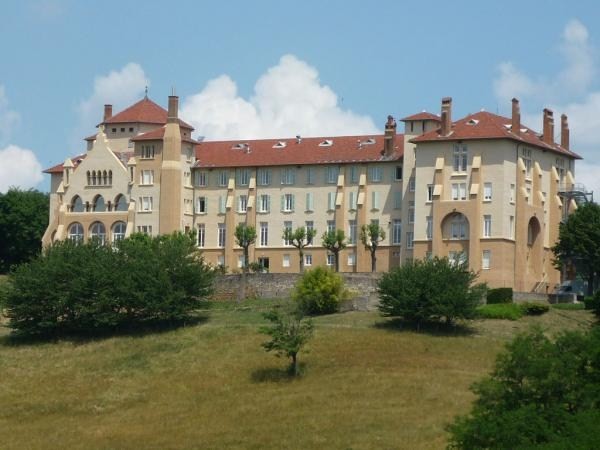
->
[
  {"left": 181, "top": 54, "right": 378, "bottom": 140},
  {"left": 0, "top": 145, "right": 43, "bottom": 192},
  {"left": 0, "top": 85, "right": 21, "bottom": 145},
  {"left": 77, "top": 63, "right": 149, "bottom": 135}
]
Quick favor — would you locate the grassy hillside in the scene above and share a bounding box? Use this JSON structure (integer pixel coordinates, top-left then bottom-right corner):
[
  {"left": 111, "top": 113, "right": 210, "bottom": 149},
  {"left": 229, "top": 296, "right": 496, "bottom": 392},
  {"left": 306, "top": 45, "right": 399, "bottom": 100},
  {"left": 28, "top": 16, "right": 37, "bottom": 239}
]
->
[{"left": 0, "top": 300, "right": 594, "bottom": 450}]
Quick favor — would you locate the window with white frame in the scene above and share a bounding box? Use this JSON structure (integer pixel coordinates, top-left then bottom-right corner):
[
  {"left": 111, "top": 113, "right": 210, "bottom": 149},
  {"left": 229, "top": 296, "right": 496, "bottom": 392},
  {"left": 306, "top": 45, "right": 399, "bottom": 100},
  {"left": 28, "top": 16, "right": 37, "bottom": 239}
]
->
[
  {"left": 392, "top": 219, "right": 402, "bottom": 244},
  {"left": 406, "top": 232, "right": 414, "bottom": 249},
  {"left": 408, "top": 201, "right": 415, "bottom": 223},
  {"left": 196, "top": 196, "right": 207, "bottom": 214},
  {"left": 283, "top": 221, "right": 292, "bottom": 246},
  {"left": 326, "top": 166, "right": 339, "bottom": 184},
  {"left": 453, "top": 144, "right": 468, "bottom": 172},
  {"left": 236, "top": 168, "right": 250, "bottom": 186},
  {"left": 326, "top": 253, "right": 335, "bottom": 266},
  {"left": 139, "top": 196, "right": 153, "bottom": 212},
  {"left": 450, "top": 215, "right": 467, "bottom": 239},
  {"left": 68, "top": 222, "right": 84, "bottom": 242},
  {"left": 426, "top": 216, "right": 433, "bottom": 240},
  {"left": 482, "top": 250, "right": 491, "bottom": 269},
  {"left": 238, "top": 195, "right": 248, "bottom": 213},
  {"left": 282, "top": 193, "right": 294, "bottom": 212},
  {"left": 348, "top": 220, "right": 357, "bottom": 244},
  {"left": 137, "top": 225, "right": 153, "bottom": 235},
  {"left": 260, "top": 222, "right": 268, "bottom": 246},
  {"left": 522, "top": 148, "right": 532, "bottom": 178},
  {"left": 259, "top": 194, "right": 270, "bottom": 213},
  {"left": 510, "top": 184, "right": 516, "bottom": 203},
  {"left": 371, "top": 191, "right": 380, "bottom": 210},
  {"left": 483, "top": 215, "right": 492, "bottom": 237},
  {"left": 112, "top": 222, "right": 126, "bottom": 244},
  {"left": 197, "top": 224, "right": 205, "bottom": 248},
  {"left": 257, "top": 168, "right": 271, "bottom": 186},
  {"left": 237, "top": 255, "right": 245, "bottom": 269},
  {"left": 484, "top": 182, "right": 492, "bottom": 201},
  {"left": 141, "top": 145, "right": 155, "bottom": 159},
  {"left": 306, "top": 192, "right": 314, "bottom": 212},
  {"left": 217, "top": 255, "right": 225, "bottom": 266},
  {"left": 348, "top": 191, "right": 357, "bottom": 210},
  {"left": 281, "top": 167, "right": 296, "bottom": 185},
  {"left": 394, "top": 191, "right": 402, "bottom": 209},
  {"left": 349, "top": 166, "right": 359, "bottom": 183},
  {"left": 347, "top": 252, "right": 356, "bottom": 266},
  {"left": 427, "top": 184, "right": 434, "bottom": 202},
  {"left": 395, "top": 165, "right": 403, "bottom": 181},
  {"left": 327, "top": 192, "right": 336, "bottom": 211},
  {"left": 218, "top": 170, "right": 229, "bottom": 187},
  {"left": 304, "top": 254, "right": 312, "bottom": 267},
  {"left": 218, "top": 195, "right": 226, "bottom": 214},
  {"left": 409, "top": 177, "right": 415, "bottom": 192},
  {"left": 306, "top": 221, "right": 314, "bottom": 245},
  {"left": 449, "top": 251, "right": 467, "bottom": 266},
  {"left": 140, "top": 170, "right": 154, "bottom": 185},
  {"left": 194, "top": 171, "right": 207, "bottom": 187},
  {"left": 452, "top": 183, "right": 467, "bottom": 200},
  {"left": 327, "top": 220, "right": 336, "bottom": 234},
  {"left": 306, "top": 167, "right": 315, "bottom": 185},
  {"left": 217, "top": 223, "right": 226, "bottom": 247},
  {"left": 369, "top": 166, "right": 383, "bottom": 182},
  {"left": 282, "top": 254, "right": 291, "bottom": 268}
]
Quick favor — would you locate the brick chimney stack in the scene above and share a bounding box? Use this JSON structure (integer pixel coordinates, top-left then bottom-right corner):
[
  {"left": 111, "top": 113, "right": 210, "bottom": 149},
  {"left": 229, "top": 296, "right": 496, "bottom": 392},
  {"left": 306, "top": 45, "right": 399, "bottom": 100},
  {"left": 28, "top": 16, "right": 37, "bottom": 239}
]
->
[
  {"left": 440, "top": 97, "right": 452, "bottom": 136},
  {"left": 103, "top": 104, "right": 113, "bottom": 122},
  {"left": 167, "top": 95, "right": 179, "bottom": 123},
  {"left": 384, "top": 115, "right": 397, "bottom": 156},
  {"left": 511, "top": 98, "right": 521, "bottom": 136},
  {"left": 561, "top": 114, "right": 570, "bottom": 150},
  {"left": 542, "top": 108, "right": 554, "bottom": 145}
]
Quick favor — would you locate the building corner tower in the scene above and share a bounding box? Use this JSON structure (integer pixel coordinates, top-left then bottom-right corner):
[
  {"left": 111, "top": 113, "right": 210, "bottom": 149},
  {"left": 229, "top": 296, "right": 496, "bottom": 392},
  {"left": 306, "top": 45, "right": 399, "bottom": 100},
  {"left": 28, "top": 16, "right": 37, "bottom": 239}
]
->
[{"left": 159, "top": 95, "right": 183, "bottom": 233}]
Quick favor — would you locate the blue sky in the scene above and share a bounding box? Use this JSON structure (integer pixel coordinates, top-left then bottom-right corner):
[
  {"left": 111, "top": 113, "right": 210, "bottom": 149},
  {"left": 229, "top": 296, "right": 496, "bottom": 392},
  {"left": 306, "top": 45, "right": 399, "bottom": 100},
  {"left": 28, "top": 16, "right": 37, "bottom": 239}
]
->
[{"left": 2, "top": 0, "right": 600, "bottom": 195}]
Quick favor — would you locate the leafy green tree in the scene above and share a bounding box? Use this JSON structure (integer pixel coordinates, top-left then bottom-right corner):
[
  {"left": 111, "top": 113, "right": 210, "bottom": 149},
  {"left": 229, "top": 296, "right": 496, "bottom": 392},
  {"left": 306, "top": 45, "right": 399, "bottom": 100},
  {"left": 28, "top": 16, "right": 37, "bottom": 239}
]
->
[
  {"left": 321, "top": 229, "right": 346, "bottom": 272},
  {"left": 552, "top": 202, "right": 600, "bottom": 296},
  {"left": 0, "top": 188, "right": 49, "bottom": 273},
  {"left": 360, "top": 223, "right": 386, "bottom": 272},
  {"left": 259, "top": 307, "right": 314, "bottom": 376},
  {"left": 292, "top": 266, "right": 349, "bottom": 314},
  {"left": 447, "top": 327, "right": 600, "bottom": 449},
  {"left": 378, "top": 257, "right": 482, "bottom": 327},
  {"left": 282, "top": 226, "right": 317, "bottom": 272},
  {"left": 234, "top": 223, "right": 257, "bottom": 273}
]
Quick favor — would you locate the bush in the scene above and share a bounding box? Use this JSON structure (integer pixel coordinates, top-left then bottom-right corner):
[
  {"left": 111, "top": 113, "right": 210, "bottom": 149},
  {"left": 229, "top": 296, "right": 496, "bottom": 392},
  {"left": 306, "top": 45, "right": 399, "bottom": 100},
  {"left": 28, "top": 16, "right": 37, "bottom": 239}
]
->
[
  {"left": 378, "top": 257, "right": 483, "bottom": 327},
  {"left": 486, "top": 287, "right": 513, "bottom": 304},
  {"left": 447, "top": 327, "right": 600, "bottom": 449},
  {"left": 476, "top": 303, "right": 523, "bottom": 321},
  {"left": 519, "top": 301, "right": 550, "bottom": 316},
  {"left": 3, "top": 232, "right": 214, "bottom": 337},
  {"left": 292, "top": 266, "right": 348, "bottom": 315}
]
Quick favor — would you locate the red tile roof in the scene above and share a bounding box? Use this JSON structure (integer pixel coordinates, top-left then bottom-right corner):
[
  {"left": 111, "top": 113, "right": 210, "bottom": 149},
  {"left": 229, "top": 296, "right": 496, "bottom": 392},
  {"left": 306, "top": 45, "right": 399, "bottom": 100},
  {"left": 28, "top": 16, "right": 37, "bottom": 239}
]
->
[
  {"left": 101, "top": 97, "right": 194, "bottom": 130},
  {"left": 401, "top": 112, "right": 441, "bottom": 122},
  {"left": 411, "top": 111, "right": 581, "bottom": 159},
  {"left": 194, "top": 134, "right": 404, "bottom": 168},
  {"left": 43, "top": 154, "right": 87, "bottom": 174},
  {"left": 131, "top": 127, "right": 200, "bottom": 144}
]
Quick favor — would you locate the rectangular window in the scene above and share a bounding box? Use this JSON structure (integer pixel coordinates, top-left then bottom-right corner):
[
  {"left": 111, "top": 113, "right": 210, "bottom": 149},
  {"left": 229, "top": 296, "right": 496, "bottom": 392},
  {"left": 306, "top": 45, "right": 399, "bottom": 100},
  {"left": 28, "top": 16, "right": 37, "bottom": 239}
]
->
[
  {"left": 427, "top": 184, "right": 434, "bottom": 202},
  {"left": 282, "top": 254, "right": 291, "bottom": 268},
  {"left": 484, "top": 182, "right": 492, "bottom": 201},
  {"left": 482, "top": 250, "right": 491, "bottom": 270},
  {"left": 238, "top": 195, "right": 248, "bottom": 213},
  {"left": 328, "top": 192, "right": 336, "bottom": 211},
  {"left": 217, "top": 223, "right": 226, "bottom": 247},
  {"left": 451, "top": 218, "right": 467, "bottom": 239},
  {"left": 259, "top": 194, "right": 270, "bottom": 213},
  {"left": 409, "top": 177, "right": 415, "bottom": 192},
  {"left": 304, "top": 254, "right": 312, "bottom": 267},
  {"left": 257, "top": 168, "right": 271, "bottom": 186},
  {"left": 522, "top": 148, "right": 533, "bottom": 178},
  {"left": 283, "top": 221, "right": 292, "bottom": 246},
  {"left": 306, "top": 167, "right": 315, "bottom": 185},
  {"left": 483, "top": 215, "right": 492, "bottom": 237},
  {"left": 236, "top": 168, "right": 250, "bottom": 186},
  {"left": 196, "top": 196, "right": 207, "bottom": 214},
  {"left": 510, "top": 184, "right": 516, "bottom": 203},
  {"left": 406, "top": 232, "right": 414, "bottom": 249},
  {"left": 408, "top": 201, "right": 415, "bottom": 224},
  {"left": 185, "top": 199, "right": 193, "bottom": 214},
  {"left": 348, "top": 220, "right": 357, "bottom": 244},
  {"left": 453, "top": 144, "right": 468, "bottom": 172},
  {"left": 509, "top": 215, "right": 515, "bottom": 239},
  {"left": 452, "top": 183, "right": 467, "bottom": 200},
  {"left": 349, "top": 166, "right": 359, "bottom": 183},
  {"left": 369, "top": 166, "right": 383, "bottom": 182},
  {"left": 371, "top": 191, "right": 380, "bottom": 210},
  {"left": 392, "top": 219, "right": 402, "bottom": 244},
  {"left": 218, "top": 171, "right": 229, "bottom": 187},
  {"left": 218, "top": 195, "right": 226, "bottom": 214},
  {"left": 217, "top": 255, "right": 225, "bottom": 266},
  {"left": 348, "top": 191, "right": 357, "bottom": 210},
  {"left": 141, "top": 145, "right": 155, "bottom": 159},
  {"left": 327, "top": 220, "right": 336, "bottom": 234},
  {"left": 306, "top": 192, "right": 314, "bottom": 212},
  {"left": 194, "top": 171, "right": 207, "bottom": 187},
  {"left": 326, "top": 254, "right": 335, "bottom": 266},
  {"left": 281, "top": 167, "right": 296, "bottom": 185},
  {"left": 282, "top": 194, "right": 294, "bottom": 212},
  {"left": 197, "top": 224, "right": 205, "bottom": 248},
  {"left": 306, "top": 221, "right": 314, "bottom": 245},
  {"left": 184, "top": 172, "right": 192, "bottom": 187},
  {"left": 141, "top": 170, "right": 154, "bottom": 185},
  {"left": 139, "top": 196, "right": 153, "bottom": 212},
  {"left": 326, "top": 166, "right": 339, "bottom": 184},
  {"left": 395, "top": 165, "right": 403, "bottom": 181},
  {"left": 347, "top": 253, "right": 356, "bottom": 266},
  {"left": 260, "top": 222, "right": 268, "bottom": 246},
  {"left": 137, "top": 225, "right": 153, "bottom": 234},
  {"left": 394, "top": 191, "right": 402, "bottom": 209},
  {"left": 426, "top": 216, "right": 433, "bottom": 240},
  {"left": 237, "top": 255, "right": 244, "bottom": 269}
]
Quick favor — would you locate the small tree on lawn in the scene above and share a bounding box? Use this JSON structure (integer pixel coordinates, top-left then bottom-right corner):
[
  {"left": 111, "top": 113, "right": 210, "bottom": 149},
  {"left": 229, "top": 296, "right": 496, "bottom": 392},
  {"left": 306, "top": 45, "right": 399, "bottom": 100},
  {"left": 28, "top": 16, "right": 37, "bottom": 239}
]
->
[
  {"left": 260, "top": 308, "right": 314, "bottom": 376},
  {"left": 360, "top": 223, "right": 386, "bottom": 272},
  {"left": 234, "top": 223, "right": 257, "bottom": 302},
  {"left": 321, "top": 229, "right": 346, "bottom": 272},
  {"left": 282, "top": 226, "right": 317, "bottom": 273}
]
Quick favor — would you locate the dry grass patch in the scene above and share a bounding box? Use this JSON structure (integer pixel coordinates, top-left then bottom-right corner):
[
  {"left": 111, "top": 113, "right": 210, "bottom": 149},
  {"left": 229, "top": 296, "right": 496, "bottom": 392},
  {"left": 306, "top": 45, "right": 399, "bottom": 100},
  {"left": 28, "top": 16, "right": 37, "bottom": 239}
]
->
[{"left": 0, "top": 303, "right": 594, "bottom": 450}]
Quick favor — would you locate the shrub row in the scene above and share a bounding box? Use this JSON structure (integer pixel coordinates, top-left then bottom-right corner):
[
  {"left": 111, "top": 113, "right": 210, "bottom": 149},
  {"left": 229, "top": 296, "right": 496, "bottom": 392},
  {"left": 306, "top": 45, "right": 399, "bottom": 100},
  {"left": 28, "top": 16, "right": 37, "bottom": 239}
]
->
[
  {"left": 477, "top": 301, "right": 550, "bottom": 320},
  {"left": 486, "top": 287, "right": 513, "bottom": 304}
]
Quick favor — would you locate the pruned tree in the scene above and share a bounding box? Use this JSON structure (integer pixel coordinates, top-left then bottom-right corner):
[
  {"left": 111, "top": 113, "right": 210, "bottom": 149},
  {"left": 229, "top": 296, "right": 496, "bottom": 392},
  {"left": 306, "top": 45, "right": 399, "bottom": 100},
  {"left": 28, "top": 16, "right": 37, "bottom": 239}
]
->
[
  {"left": 234, "top": 223, "right": 257, "bottom": 273},
  {"left": 282, "top": 226, "right": 317, "bottom": 272},
  {"left": 360, "top": 223, "right": 386, "bottom": 272},
  {"left": 321, "top": 230, "right": 346, "bottom": 272}
]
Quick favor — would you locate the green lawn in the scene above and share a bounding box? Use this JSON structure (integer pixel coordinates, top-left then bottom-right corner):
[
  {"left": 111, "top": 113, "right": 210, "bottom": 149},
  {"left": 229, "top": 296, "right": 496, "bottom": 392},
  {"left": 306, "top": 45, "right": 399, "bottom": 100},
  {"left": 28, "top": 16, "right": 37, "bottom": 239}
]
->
[{"left": 0, "top": 299, "right": 595, "bottom": 450}]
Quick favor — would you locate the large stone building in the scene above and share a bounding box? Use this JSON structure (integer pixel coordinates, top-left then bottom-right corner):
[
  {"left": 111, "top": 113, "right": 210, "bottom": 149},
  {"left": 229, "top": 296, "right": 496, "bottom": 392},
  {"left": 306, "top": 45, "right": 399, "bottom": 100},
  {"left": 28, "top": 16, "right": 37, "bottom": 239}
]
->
[{"left": 43, "top": 94, "right": 581, "bottom": 292}]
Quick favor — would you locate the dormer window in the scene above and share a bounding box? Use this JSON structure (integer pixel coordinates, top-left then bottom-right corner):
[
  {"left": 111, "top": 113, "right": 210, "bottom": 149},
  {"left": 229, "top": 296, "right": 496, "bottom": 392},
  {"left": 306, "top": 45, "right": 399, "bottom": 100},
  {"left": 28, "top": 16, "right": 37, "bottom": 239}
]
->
[
  {"left": 466, "top": 119, "right": 479, "bottom": 125},
  {"left": 365, "top": 138, "right": 376, "bottom": 145},
  {"left": 273, "top": 141, "right": 287, "bottom": 148},
  {"left": 319, "top": 139, "right": 333, "bottom": 147},
  {"left": 232, "top": 143, "right": 246, "bottom": 150}
]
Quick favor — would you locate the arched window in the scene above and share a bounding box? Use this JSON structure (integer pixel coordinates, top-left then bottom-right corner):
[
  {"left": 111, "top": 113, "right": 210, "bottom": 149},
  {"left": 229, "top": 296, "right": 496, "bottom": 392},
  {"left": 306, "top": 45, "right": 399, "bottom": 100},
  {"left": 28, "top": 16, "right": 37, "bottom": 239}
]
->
[
  {"left": 89, "top": 222, "right": 106, "bottom": 245},
  {"left": 112, "top": 221, "right": 126, "bottom": 244},
  {"left": 87, "top": 171, "right": 91, "bottom": 186},
  {"left": 92, "top": 170, "right": 97, "bottom": 186},
  {"left": 103, "top": 170, "right": 108, "bottom": 185},
  {"left": 70, "top": 195, "right": 84, "bottom": 213},
  {"left": 68, "top": 223, "right": 84, "bottom": 242},
  {"left": 108, "top": 170, "right": 113, "bottom": 185},
  {"left": 93, "top": 195, "right": 106, "bottom": 212},
  {"left": 114, "top": 194, "right": 128, "bottom": 212}
]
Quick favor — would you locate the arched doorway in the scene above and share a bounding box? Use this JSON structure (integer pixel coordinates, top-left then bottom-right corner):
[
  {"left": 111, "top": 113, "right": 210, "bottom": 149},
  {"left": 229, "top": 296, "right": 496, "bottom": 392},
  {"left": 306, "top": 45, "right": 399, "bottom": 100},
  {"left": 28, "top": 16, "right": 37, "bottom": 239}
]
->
[{"left": 526, "top": 216, "right": 543, "bottom": 277}]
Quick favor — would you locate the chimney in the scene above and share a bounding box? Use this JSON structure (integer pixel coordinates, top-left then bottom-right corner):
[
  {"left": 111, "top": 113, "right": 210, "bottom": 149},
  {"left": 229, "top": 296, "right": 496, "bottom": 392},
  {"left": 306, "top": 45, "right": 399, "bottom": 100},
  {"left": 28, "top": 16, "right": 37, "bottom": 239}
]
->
[
  {"left": 103, "top": 104, "right": 113, "bottom": 122},
  {"left": 440, "top": 97, "right": 452, "bottom": 135},
  {"left": 384, "top": 115, "right": 397, "bottom": 156},
  {"left": 511, "top": 98, "right": 520, "bottom": 136},
  {"left": 561, "top": 114, "right": 570, "bottom": 150},
  {"left": 542, "top": 108, "right": 554, "bottom": 145},
  {"left": 167, "top": 95, "right": 179, "bottom": 123}
]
